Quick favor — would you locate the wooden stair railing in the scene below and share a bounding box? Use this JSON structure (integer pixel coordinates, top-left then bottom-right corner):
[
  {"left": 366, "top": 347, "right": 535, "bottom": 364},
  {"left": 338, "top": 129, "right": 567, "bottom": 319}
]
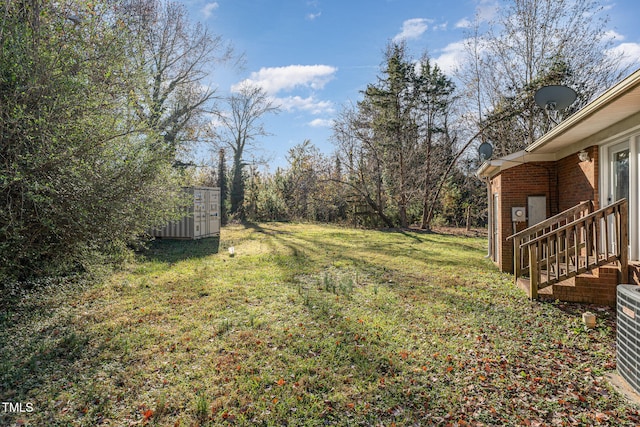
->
[
  {"left": 508, "top": 200, "right": 593, "bottom": 284},
  {"left": 509, "top": 199, "right": 628, "bottom": 299}
]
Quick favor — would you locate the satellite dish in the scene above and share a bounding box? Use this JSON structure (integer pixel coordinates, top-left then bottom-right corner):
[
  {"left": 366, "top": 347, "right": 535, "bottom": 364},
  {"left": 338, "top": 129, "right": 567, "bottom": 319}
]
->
[
  {"left": 534, "top": 85, "right": 577, "bottom": 111},
  {"left": 478, "top": 141, "right": 493, "bottom": 161}
]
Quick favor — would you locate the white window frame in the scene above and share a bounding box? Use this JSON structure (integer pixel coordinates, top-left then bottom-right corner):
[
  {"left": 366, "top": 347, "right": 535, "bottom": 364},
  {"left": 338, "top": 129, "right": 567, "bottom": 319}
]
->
[{"left": 600, "top": 133, "right": 640, "bottom": 261}]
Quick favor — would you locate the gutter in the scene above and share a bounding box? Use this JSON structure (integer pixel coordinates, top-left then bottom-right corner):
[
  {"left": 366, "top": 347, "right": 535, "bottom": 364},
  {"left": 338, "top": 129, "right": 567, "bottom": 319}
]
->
[
  {"left": 476, "top": 151, "right": 555, "bottom": 179},
  {"left": 475, "top": 160, "right": 490, "bottom": 178}
]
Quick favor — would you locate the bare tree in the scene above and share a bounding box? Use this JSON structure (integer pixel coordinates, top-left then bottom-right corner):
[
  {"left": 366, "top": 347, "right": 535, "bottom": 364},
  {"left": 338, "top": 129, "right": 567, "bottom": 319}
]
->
[
  {"left": 214, "top": 84, "right": 279, "bottom": 218},
  {"left": 131, "top": 0, "right": 234, "bottom": 156},
  {"left": 459, "top": 0, "right": 633, "bottom": 154}
]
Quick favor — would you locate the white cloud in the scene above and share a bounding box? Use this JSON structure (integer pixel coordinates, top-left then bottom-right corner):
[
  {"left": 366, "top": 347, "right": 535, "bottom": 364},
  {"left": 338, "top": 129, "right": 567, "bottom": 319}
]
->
[
  {"left": 454, "top": 1, "right": 497, "bottom": 29},
  {"left": 277, "top": 96, "right": 334, "bottom": 115},
  {"left": 606, "top": 42, "right": 640, "bottom": 70},
  {"left": 476, "top": 0, "right": 498, "bottom": 23},
  {"left": 604, "top": 30, "right": 625, "bottom": 42},
  {"left": 306, "top": 12, "right": 321, "bottom": 20},
  {"left": 232, "top": 65, "right": 338, "bottom": 95},
  {"left": 433, "top": 22, "right": 448, "bottom": 31},
  {"left": 455, "top": 18, "right": 472, "bottom": 29},
  {"left": 393, "top": 18, "right": 432, "bottom": 42},
  {"left": 434, "top": 40, "right": 468, "bottom": 74},
  {"left": 201, "top": 2, "right": 219, "bottom": 18},
  {"left": 308, "top": 118, "right": 334, "bottom": 128}
]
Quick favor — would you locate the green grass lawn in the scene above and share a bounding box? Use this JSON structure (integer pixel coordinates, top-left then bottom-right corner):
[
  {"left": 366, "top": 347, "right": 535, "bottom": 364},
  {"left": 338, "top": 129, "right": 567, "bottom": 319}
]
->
[{"left": 2, "top": 222, "right": 639, "bottom": 426}]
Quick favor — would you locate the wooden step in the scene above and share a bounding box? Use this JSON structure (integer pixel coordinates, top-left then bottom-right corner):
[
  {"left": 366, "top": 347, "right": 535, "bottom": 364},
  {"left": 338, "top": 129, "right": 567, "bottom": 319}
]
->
[
  {"left": 539, "top": 253, "right": 611, "bottom": 286},
  {"left": 516, "top": 277, "right": 554, "bottom": 298}
]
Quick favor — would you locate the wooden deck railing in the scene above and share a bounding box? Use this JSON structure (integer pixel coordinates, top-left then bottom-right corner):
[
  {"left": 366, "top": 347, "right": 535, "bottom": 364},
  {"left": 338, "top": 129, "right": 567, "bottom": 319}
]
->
[{"left": 509, "top": 199, "right": 628, "bottom": 299}]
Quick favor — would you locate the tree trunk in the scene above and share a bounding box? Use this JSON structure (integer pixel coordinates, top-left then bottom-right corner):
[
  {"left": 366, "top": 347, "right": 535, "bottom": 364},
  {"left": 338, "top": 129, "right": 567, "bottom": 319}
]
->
[
  {"left": 398, "top": 150, "right": 408, "bottom": 228},
  {"left": 217, "top": 148, "right": 228, "bottom": 225},
  {"left": 364, "top": 194, "right": 394, "bottom": 228},
  {"left": 230, "top": 150, "right": 244, "bottom": 218},
  {"left": 420, "top": 134, "right": 433, "bottom": 230}
]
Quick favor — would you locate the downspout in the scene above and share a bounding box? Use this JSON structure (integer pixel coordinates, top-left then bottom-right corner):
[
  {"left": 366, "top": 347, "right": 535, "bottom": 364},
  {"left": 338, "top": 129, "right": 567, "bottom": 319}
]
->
[{"left": 485, "top": 176, "right": 493, "bottom": 259}]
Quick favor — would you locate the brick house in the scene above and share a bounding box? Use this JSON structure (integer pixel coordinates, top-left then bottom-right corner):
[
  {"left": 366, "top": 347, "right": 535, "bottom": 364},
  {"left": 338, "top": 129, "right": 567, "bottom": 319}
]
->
[{"left": 477, "top": 68, "right": 640, "bottom": 305}]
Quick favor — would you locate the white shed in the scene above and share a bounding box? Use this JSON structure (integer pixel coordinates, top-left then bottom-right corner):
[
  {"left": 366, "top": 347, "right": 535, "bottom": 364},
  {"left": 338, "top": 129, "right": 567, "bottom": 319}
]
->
[{"left": 151, "top": 186, "right": 221, "bottom": 239}]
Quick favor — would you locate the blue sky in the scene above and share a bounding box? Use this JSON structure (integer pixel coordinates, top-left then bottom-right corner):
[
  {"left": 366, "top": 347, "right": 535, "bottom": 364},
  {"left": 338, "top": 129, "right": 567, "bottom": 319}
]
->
[{"left": 182, "top": 0, "right": 640, "bottom": 169}]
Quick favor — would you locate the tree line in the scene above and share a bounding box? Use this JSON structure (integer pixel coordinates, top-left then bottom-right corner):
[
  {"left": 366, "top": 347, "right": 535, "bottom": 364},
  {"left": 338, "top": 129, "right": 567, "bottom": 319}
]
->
[
  {"left": 200, "top": 0, "right": 630, "bottom": 232},
  {"left": 201, "top": 44, "right": 486, "bottom": 231},
  {"left": 2, "top": 0, "right": 634, "bottom": 283},
  {"left": 206, "top": 0, "right": 631, "bottom": 228}
]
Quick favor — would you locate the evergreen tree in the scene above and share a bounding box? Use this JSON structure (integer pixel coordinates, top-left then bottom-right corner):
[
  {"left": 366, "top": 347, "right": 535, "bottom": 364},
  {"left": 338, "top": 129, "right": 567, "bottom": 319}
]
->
[{"left": 217, "top": 148, "right": 228, "bottom": 225}]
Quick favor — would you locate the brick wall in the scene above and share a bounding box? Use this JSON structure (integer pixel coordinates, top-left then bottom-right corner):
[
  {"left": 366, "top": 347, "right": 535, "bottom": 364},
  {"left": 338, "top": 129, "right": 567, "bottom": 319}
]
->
[
  {"left": 540, "top": 265, "right": 620, "bottom": 307},
  {"left": 550, "top": 264, "right": 640, "bottom": 307},
  {"left": 491, "top": 162, "right": 556, "bottom": 273},
  {"left": 489, "top": 146, "right": 599, "bottom": 273},
  {"left": 488, "top": 145, "right": 623, "bottom": 305},
  {"left": 557, "top": 146, "right": 599, "bottom": 211}
]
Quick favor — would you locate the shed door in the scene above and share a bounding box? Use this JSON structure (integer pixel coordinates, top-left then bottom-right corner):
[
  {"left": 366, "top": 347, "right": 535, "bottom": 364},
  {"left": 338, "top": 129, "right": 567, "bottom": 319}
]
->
[{"left": 528, "top": 196, "right": 546, "bottom": 227}]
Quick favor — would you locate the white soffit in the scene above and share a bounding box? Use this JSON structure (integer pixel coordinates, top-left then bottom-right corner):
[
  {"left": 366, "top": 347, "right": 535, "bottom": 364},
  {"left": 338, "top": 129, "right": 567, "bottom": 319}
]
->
[{"left": 477, "top": 151, "right": 556, "bottom": 178}]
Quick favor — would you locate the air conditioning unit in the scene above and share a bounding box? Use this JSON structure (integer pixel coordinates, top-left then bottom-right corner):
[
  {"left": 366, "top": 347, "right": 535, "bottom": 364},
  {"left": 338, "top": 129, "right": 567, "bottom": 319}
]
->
[{"left": 617, "top": 285, "right": 640, "bottom": 394}]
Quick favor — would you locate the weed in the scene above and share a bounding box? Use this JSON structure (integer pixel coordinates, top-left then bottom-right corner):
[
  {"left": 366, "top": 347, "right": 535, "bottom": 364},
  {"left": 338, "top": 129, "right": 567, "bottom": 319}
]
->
[
  {"left": 340, "top": 276, "right": 354, "bottom": 296},
  {"left": 155, "top": 392, "right": 167, "bottom": 418},
  {"left": 323, "top": 271, "right": 334, "bottom": 293},
  {"left": 248, "top": 313, "right": 257, "bottom": 328},
  {"left": 195, "top": 393, "right": 209, "bottom": 423},
  {"left": 302, "top": 287, "right": 311, "bottom": 307},
  {"left": 218, "top": 318, "right": 232, "bottom": 335}
]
